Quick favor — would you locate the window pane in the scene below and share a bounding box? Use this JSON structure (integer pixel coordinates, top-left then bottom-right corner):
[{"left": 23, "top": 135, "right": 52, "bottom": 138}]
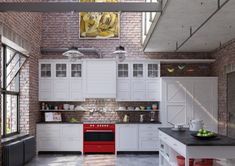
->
[
  {"left": 1, "top": 94, "right": 3, "bottom": 135},
  {"left": 6, "top": 74, "right": 19, "bottom": 92},
  {"left": 6, "top": 48, "right": 26, "bottom": 90},
  {"left": 6, "top": 95, "right": 18, "bottom": 134}
]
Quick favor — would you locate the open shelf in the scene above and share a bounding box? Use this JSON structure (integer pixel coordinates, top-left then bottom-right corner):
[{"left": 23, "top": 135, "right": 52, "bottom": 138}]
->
[
  {"left": 115, "top": 110, "right": 159, "bottom": 112},
  {"left": 40, "top": 109, "right": 87, "bottom": 112}
]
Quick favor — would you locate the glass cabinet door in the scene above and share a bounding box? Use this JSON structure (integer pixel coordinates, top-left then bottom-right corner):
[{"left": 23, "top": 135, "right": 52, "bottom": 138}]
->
[
  {"left": 56, "top": 64, "right": 67, "bottom": 77},
  {"left": 41, "top": 64, "right": 51, "bottom": 78},
  {"left": 118, "top": 64, "right": 128, "bottom": 78},
  {"left": 133, "top": 64, "right": 143, "bottom": 78},
  {"left": 71, "top": 64, "right": 82, "bottom": 77},
  {"left": 148, "top": 64, "right": 159, "bottom": 78}
]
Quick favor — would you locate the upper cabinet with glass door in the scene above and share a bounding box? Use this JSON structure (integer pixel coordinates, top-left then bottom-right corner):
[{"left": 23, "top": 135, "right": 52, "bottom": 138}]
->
[
  {"left": 40, "top": 63, "right": 52, "bottom": 78},
  {"left": 55, "top": 63, "right": 67, "bottom": 78},
  {"left": 133, "top": 63, "right": 144, "bottom": 78},
  {"left": 118, "top": 63, "right": 129, "bottom": 78},
  {"left": 71, "top": 64, "right": 82, "bottom": 78},
  {"left": 147, "top": 63, "right": 160, "bottom": 79}
]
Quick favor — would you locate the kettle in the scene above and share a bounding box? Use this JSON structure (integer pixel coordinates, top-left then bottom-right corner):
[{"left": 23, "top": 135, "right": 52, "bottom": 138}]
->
[
  {"left": 189, "top": 119, "right": 204, "bottom": 131},
  {"left": 123, "top": 114, "right": 129, "bottom": 123}
]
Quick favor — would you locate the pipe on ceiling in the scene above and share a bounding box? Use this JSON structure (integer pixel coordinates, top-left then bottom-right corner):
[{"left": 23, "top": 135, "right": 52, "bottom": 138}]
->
[
  {"left": 41, "top": 47, "right": 102, "bottom": 58},
  {"left": 0, "top": 2, "right": 162, "bottom": 13}
]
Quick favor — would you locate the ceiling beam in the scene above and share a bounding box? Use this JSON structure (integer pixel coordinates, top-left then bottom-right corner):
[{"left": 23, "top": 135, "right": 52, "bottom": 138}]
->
[{"left": 0, "top": 2, "right": 162, "bottom": 13}]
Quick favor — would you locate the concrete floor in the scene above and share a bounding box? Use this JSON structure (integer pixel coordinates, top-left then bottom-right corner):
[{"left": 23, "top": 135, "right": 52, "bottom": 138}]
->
[{"left": 25, "top": 154, "right": 159, "bottom": 166}]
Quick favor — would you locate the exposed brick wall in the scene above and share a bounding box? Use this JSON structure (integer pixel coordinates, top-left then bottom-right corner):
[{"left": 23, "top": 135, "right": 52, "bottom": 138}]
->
[
  {"left": 161, "top": 63, "right": 212, "bottom": 77},
  {"left": 211, "top": 39, "right": 235, "bottom": 135},
  {"left": 41, "top": 3, "right": 212, "bottom": 59},
  {"left": 40, "top": 100, "right": 159, "bottom": 123},
  {"left": 0, "top": 3, "right": 42, "bottom": 165}
]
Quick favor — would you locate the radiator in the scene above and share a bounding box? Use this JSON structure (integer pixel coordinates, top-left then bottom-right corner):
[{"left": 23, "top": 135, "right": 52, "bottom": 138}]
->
[
  {"left": 22, "top": 136, "right": 36, "bottom": 164},
  {"left": 3, "top": 141, "right": 24, "bottom": 166}
]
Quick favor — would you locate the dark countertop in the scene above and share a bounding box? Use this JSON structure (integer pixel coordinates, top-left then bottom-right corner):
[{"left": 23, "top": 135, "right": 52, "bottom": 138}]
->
[
  {"left": 37, "top": 122, "right": 83, "bottom": 124},
  {"left": 159, "top": 128, "right": 235, "bottom": 146},
  {"left": 116, "top": 121, "right": 162, "bottom": 124},
  {"left": 37, "top": 121, "right": 162, "bottom": 124}
]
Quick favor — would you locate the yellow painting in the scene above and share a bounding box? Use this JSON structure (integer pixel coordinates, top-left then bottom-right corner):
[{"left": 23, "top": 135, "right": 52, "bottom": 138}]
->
[{"left": 80, "top": 0, "right": 119, "bottom": 39}]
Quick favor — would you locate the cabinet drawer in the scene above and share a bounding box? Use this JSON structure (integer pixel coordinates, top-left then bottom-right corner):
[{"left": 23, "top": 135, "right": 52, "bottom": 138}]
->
[
  {"left": 139, "top": 125, "right": 159, "bottom": 132},
  {"left": 139, "top": 138, "right": 159, "bottom": 151},
  {"left": 61, "top": 124, "right": 82, "bottom": 139},
  {"left": 139, "top": 131, "right": 158, "bottom": 139},
  {"left": 37, "top": 125, "right": 60, "bottom": 138}
]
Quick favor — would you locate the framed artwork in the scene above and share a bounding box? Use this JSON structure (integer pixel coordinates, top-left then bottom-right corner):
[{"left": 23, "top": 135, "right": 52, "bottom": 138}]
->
[{"left": 79, "top": 0, "right": 119, "bottom": 39}]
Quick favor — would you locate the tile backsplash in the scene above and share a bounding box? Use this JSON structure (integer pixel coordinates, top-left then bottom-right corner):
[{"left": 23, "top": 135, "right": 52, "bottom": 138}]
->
[{"left": 40, "top": 99, "right": 160, "bottom": 123}]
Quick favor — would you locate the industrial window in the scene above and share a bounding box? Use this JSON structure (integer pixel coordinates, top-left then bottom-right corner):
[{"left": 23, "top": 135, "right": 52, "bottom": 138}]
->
[{"left": 1, "top": 44, "right": 26, "bottom": 137}]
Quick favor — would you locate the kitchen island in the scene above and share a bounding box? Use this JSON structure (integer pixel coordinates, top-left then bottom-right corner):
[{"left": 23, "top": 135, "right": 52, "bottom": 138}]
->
[{"left": 159, "top": 128, "right": 235, "bottom": 166}]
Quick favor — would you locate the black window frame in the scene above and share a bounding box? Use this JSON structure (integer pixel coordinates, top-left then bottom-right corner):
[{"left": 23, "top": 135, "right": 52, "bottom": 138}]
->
[{"left": 1, "top": 44, "right": 22, "bottom": 137}]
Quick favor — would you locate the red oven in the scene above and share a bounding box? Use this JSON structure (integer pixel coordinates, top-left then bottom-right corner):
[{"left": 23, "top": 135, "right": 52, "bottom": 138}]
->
[{"left": 83, "top": 124, "right": 115, "bottom": 154}]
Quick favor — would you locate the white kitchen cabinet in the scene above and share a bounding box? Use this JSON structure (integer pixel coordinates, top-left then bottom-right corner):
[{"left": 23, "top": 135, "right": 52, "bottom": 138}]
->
[
  {"left": 116, "top": 124, "right": 160, "bottom": 152},
  {"left": 138, "top": 124, "right": 160, "bottom": 151},
  {"left": 53, "top": 63, "right": 69, "bottom": 101},
  {"left": 70, "top": 63, "right": 84, "bottom": 101},
  {"left": 39, "top": 60, "right": 84, "bottom": 101},
  {"left": 39, "top": 62, "right": 54, "bottom": 101},
  {"left": 116, "top": 124, "right": 139, "bottom": 151},
  {"left": 161, "top": 77, "right": 218, "bottom": 132},
  {"left": 37, "top": 124, "right": 83, "bottom": 153},
  {"left": 117, "top": 61, "right": 161, "bottom": 101},
  {"left": 146, "top": 79, "right": 161, "bottom": 101},
  {"left": 85, "top": 60, "right": 116, "bottom": 98},
  {"left": 131, "top": 63, "right": 146, "bottom": 101},
  {"left": 60, "top": 124, "right": 83, "bottom": 151},
  {"left": 117, "top": 63, "right": 131, "bottom": 101}
]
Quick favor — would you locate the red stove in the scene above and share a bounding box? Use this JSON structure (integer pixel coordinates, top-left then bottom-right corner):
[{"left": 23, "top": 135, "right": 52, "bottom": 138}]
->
[{"left": 83, "top": 123, "right": 115, "bottom": 154}]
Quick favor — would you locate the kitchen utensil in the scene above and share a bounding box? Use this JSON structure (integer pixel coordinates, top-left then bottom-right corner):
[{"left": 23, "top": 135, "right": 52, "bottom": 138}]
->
[
  {"left": 135, "top": 107, "right": 140, "bottom": 111},
  {"left": 150, "top": 111, "right": 155, "bottom": 122},
  {"left": 140, "top": 106, "right": 145, "bottom": 110},
  {"left": 69, "top": 104, "right": 74, "bottom": 110},
  {"left": 140, "top": 114, "right": 144, "bottom": 122},
  {"left": 189, "top": 119, "right": 204, "bottom": 131},
  {"left": 63, "top": 104, "right": 69, "bottom": 110},
  {"left": 127, "top": 106, "right": 134, "bottom": 111},
  {"left": 118, "top": 106, "right": 126, "bottom": 111},
  {"left": 123, "top": 114, "right": 129, "bottom": 122},
  {"left": 152, "top": 103, "right": 158, "bottom": 110}
]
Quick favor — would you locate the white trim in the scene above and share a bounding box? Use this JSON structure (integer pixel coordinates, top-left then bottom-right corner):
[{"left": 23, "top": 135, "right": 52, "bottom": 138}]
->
[{"left": 1, "top": 36, "right": 30, "bottom": 57}]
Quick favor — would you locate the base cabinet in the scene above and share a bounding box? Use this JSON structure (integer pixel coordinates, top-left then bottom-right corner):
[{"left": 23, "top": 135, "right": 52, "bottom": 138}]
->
[
  {"left": 116, "top": 124, "right": 139, "bottom": 151},
  {"left": 116, "top": 124, "right": 160, "bottom": 152},
  {"left": 37, "top": 124, "right": 83, "bottom": 153}
]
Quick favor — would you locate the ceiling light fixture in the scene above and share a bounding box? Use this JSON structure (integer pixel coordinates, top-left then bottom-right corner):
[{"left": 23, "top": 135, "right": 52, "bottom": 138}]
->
[
  {"left": 112, "top": 12, "right": 127, "bottom": 62},
  {"left": 62, "top": 46, "right": 84, "bottom": 61},
  {"left": 63, "top": 11, "right": 84, "bottom": 61},
  {"left": 113, "top": 45, "right": 127, "bottom": 62}
]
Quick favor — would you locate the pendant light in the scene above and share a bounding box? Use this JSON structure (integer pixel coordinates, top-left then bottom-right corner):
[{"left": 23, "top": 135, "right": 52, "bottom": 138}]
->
[
  {"left": 62, "top": 46, "right": 84, "bottom": 60},
  {"left": 113, "top": 45, "right": 126, "bottom": 62},
  {"left": 113, "top": 12, "right": 127, "bottom": 62},
  {"left": 63, "top": 11, "right": 84, "bottom": 61}
]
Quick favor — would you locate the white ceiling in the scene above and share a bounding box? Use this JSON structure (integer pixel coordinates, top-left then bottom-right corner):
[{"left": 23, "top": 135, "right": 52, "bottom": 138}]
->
[{"left": 144, "top": 0, "right": 235, "bottom": 52}]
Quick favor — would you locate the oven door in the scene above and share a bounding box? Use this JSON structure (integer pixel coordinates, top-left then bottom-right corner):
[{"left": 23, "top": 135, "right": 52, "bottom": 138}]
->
[{"left": 84, "top": 130, "right": 115, "bottom": 144}]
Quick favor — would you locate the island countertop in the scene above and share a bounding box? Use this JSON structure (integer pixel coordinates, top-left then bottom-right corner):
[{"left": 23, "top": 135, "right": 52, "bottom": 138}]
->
[{"left": 159, "top": 128, "right": 235, "bottom": 146}]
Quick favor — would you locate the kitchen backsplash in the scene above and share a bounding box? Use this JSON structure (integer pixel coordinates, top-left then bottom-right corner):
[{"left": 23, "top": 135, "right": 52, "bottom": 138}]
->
[{"left": 40, "top": 99, "right": 160, "bottom": 123}]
